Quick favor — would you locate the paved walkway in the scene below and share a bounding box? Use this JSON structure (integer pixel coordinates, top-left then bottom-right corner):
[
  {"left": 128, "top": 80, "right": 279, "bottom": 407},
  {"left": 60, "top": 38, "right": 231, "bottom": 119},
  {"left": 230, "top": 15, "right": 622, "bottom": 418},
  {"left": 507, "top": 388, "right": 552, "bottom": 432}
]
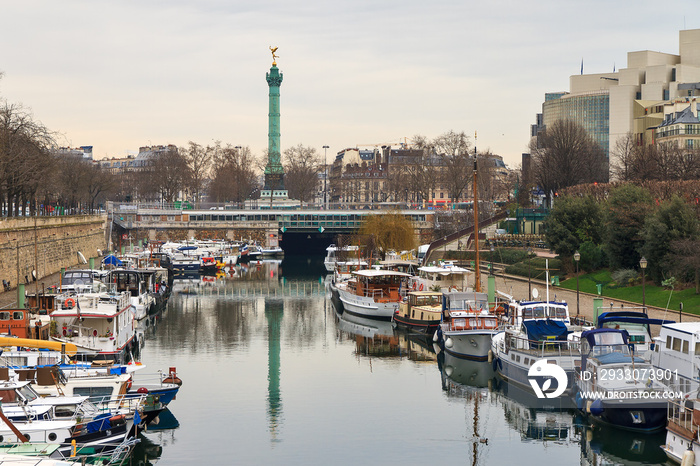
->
[{"left": 484, "top": 271, "right": 699, "bottom": 327}]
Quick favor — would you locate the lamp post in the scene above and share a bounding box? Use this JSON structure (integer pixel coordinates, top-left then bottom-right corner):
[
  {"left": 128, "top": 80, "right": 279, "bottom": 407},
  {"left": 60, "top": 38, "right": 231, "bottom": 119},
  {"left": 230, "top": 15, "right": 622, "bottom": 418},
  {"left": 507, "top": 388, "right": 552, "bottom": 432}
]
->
[
  {"left": 527, "top": 247, "right": 533, "bottom": 300},
  {"left": 322, "top": 145, "right": 329, "bottom": 209},
  {"left": 640, "top": 256, "right": 648, "bottom": 309},
  {"left": 490, "top": 244, "right": 494, "bottom": 275},
  {"left": 574, "top": 250, "right": 581, "bottom": 319}
]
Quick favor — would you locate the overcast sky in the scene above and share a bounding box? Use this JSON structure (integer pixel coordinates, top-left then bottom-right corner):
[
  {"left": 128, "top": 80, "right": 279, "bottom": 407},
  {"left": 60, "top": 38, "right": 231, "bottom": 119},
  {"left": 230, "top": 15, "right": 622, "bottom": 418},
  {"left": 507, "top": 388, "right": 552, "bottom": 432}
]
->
[{"left": 1, "top": 1, "right": 697, "bottom": 168}]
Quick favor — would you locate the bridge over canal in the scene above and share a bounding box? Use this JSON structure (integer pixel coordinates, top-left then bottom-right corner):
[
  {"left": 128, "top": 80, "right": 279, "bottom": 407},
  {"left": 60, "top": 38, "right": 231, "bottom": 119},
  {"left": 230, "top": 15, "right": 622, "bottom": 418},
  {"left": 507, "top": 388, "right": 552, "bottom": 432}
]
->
[{"left": 110, "top": 203, "right": 437, "bottom": 255}]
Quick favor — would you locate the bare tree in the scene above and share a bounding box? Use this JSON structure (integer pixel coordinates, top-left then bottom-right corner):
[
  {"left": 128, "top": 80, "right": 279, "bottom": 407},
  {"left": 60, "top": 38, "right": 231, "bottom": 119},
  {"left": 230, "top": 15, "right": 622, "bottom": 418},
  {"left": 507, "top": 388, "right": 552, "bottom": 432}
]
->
[
  {"left": 529, "top": 119, "right": 607, "bottom": 205},
  {"left": 433, "top": 130, "right": 472, "bottom": 203},
  {"left": 610, "top": 132, "right": 637, "bottom": 182},
  {"left": 0, "top": 103, "right": 55, "bottom": 215},
  {"left": 155, "top": 147, "right": 189, "bottom": 203},
  {"left": 283, "top": 144, "right": 322, "bottom": 205},
  {"left": 182, "top": 141, "right": 214, "bottom": 207},
  {"left": 209, "top": 144, "right": 259, "bottom": 204}
]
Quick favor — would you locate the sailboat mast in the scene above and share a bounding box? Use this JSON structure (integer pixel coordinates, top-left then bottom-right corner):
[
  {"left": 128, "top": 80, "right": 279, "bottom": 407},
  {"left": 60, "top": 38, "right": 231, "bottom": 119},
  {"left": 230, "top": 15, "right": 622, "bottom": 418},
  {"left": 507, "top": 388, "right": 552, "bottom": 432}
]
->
[{"left": 473, "top": 155, "right": 481, "bottom": 292}]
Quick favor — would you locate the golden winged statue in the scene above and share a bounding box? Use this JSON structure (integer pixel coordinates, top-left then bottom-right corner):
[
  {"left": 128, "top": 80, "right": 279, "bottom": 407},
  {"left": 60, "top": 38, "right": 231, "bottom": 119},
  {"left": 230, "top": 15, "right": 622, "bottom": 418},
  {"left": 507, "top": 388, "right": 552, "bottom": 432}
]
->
[{"left": 270, "top": 46, "right": 279, "bottom": 65}]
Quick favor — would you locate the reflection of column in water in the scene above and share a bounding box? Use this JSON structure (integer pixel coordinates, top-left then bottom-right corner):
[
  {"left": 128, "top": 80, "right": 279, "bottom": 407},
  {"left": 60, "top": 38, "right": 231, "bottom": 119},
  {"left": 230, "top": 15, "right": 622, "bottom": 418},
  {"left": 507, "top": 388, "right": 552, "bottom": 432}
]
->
[{"left": 265, "top": 298, "right": 284, "bottom": 442}]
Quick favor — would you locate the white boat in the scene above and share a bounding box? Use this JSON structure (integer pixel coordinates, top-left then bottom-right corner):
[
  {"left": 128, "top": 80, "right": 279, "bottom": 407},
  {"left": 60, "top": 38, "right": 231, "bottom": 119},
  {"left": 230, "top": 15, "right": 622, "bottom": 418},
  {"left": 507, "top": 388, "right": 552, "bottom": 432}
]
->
[
  {"left": 335, "top": 269, "right": 411, "bottom": 321},
  {"left": 60, "top": 269, "right": 109, "bottom": 293},
  {"left": 435, "top": 291, "right": 500, "bottom": 361},
  {"left": 259, "top": 246, "right": 284, "bottom": 257},
  {"left": 409, "top": 261, "right": 472, "bottom": 292},
  {"left": 491, "top": 299, "right": 580, "bottom": 396},
  {"left": 650, "top": 321, "right": 700, "bottom": 395},
  {"left": 324, "top": 244, "right": 361, "bottom": 272},
  {"left": 50, "top": 288, "right": 136, "bottom": 363},
  {"left": 664, "top": 398, "right": 700, "bottom": 464}
]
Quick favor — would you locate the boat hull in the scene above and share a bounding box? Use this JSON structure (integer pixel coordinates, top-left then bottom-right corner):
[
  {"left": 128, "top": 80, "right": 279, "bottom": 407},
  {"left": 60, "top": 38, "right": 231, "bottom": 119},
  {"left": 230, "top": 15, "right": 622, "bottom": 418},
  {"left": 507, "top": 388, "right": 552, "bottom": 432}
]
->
[
  {"left": 440, "top": 330, "right": 497, "bottom": 361},
  {"left": 338, "top": 290, "right": 397, "bottom": 321},
  {"left": 392, "top": 313, "right": 439, "bottom": 334},
  {"left": 574, "top": 395, "right": 667, "bottom": 432}
]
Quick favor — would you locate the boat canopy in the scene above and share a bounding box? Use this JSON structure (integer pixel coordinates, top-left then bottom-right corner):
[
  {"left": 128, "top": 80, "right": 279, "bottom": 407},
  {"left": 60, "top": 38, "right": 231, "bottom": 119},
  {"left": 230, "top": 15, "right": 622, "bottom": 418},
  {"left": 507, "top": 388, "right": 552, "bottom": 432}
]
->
[
  {"left": 102, "top": 254, "right": 123, "bottom": 266},
  {"left": 352, "top": 270, "right": 411, "bottom": 278},
  {"left": 597, "top": 311, "right": 674, "bottom": 328},
  {"left": 522, "top": 319, "right": 569, "bottom": 341}
]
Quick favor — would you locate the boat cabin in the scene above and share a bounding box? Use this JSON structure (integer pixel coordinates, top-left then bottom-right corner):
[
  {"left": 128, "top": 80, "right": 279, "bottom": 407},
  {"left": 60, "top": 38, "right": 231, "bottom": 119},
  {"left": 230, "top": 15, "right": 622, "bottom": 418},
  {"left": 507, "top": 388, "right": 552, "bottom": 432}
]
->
[
  {"left": 396, "top": 291, "right": 442, "bottom": 321},
  {"left": 597, "top": 311, "right": 672, "bottom": 353},
  {"left": 0, "top": 309, "right": 30, "bottom": 338},
  {"left": 507, "top": 300, "right": 570, "bottom": 327},
  {"left": 348, "top": 270, "right": 410, "bottom": 303},
  {"left": 650, "top": 322, "right": 700, "bottom": 394},
  {"left": 61, "top": 269, "right": 108, "bottom": 293}
]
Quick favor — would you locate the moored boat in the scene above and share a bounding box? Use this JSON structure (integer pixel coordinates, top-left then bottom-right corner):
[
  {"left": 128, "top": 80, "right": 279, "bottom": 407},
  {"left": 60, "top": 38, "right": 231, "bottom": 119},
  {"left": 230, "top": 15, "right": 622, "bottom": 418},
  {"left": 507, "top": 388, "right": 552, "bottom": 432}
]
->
[
  {"left": 392, "top": 291, "right": 442, "bottom": 334},
  {"left": 335, "top": 269, "right": 411, "bottom": 321},
  {"left": 573, "top": 328, "right": 671, "bottom": 432},
  {"left": 435, "top": 291, "right": 500, "bottom": 361}
]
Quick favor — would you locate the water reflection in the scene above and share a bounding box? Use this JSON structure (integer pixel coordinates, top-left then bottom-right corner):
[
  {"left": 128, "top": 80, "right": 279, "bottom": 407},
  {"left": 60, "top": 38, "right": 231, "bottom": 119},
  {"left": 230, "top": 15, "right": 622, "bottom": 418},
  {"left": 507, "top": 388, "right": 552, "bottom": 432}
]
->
[
  {"left": 265, "top": 298, "right": 284, "bottom": 443},
  {"left": 134, "top": 257, "right": 669, "bottom": 465}
]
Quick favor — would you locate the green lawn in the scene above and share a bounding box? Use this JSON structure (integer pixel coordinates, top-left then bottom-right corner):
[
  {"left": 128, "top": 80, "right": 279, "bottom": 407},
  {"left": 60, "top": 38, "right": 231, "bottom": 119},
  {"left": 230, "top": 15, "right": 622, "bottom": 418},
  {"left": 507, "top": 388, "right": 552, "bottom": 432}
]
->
[{"left": 559, "top": 271, "right": 700, "bottom": 314}]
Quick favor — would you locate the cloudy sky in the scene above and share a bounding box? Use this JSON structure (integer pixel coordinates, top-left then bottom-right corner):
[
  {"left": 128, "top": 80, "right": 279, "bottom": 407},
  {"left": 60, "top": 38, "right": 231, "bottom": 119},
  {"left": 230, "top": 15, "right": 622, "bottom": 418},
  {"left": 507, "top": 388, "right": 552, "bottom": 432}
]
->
[{"left": 1, "top": 1, "right": 697, "bottom": 168}]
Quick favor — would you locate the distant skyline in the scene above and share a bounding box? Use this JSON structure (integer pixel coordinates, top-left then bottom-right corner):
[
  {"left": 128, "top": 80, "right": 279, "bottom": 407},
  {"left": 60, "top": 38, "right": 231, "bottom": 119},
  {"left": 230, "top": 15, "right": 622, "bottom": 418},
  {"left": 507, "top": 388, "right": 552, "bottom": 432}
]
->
[{"left": 1, "top": 1, "right": 698, "bottom": 168}]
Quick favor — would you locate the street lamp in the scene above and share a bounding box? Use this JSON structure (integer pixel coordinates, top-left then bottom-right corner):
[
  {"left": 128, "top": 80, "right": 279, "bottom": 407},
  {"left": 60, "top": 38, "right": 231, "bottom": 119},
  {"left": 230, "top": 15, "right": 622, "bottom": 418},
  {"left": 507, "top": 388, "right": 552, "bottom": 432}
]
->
[
  {"left": 640, "top": 256, "right": 648, "bottom": 309},
  {"left": 323, "top": 145, "right": 329, "bottom": 209},
  {"left": 574, "top": 250, "right": 581, "bottom": 319},
  {"left": 527, "top": 247, "right": 533, "bottom": 300}
]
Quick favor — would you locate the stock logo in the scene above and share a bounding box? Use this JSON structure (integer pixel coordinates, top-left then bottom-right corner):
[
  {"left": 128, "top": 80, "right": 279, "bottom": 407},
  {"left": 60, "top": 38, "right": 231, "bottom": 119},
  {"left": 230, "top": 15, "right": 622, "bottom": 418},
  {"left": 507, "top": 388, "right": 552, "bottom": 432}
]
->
[{"left": 528, "top": 359, "right": 568, "bottom": 399}]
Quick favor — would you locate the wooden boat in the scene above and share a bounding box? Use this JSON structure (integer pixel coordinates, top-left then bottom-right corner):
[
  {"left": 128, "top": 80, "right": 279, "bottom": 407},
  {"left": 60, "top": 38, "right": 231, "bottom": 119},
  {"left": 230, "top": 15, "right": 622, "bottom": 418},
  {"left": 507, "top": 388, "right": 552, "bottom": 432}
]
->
[
  {"left": 335, "top": 269, "right": 411, "bottom": 321},
  {"left": 392, "top": 291, "right": 442, "bottom": 333}
]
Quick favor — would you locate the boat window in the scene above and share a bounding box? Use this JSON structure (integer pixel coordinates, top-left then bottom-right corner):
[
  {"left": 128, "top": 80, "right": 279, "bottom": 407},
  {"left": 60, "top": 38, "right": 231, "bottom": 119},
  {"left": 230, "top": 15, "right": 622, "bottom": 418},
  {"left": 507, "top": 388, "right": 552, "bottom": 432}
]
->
[
  {"left": 469, "top": 318, "right": 477, "bottom": 328},
  {"left": 522, "top": 308, "right": 533, "bottom": 319},
  {"left": 73, "top": 386, "right": 114, "bottom": 401},
  {"left": 682, "top": 340, "right": 689, "bottom": 354},
  {"left": 484, "top": 318, "right": 497, "bottom": 328},
  {"left": 0, "top": 312, "right": 9, "bottom": 320},
  {"left": 17, "top": 384, "right": 39, "bottom": 402},
  {"left": 672, "top": 338, "right": 682, "bottom": 352},
  {"left": 550, "top": 307, "right": 567, "bottom": 319},
  {"left": 667, "top": 336, "right": 672, "bottom": 349},
  {"left": 420, "top": 312, "right": 424, "bottom": 320},
  {"left": 593, "top": 332, "right": 625, "bottom": 345},
  {"left": 533, "top": 306, "right": 545, "bottom": 318},
  {"left": 12, "top": 311, "right": 23, "bottom": 320},
  {"left": 695, "top": 342, "right": 700, "bottom": 354}
]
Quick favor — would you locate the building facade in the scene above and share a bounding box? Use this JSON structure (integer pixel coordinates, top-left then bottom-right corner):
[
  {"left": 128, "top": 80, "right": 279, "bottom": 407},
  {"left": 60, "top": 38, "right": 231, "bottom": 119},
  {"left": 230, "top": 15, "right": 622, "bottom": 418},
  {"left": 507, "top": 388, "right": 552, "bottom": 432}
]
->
[{"left": 532, "top": 28, "right": 700, "bottom": 180}]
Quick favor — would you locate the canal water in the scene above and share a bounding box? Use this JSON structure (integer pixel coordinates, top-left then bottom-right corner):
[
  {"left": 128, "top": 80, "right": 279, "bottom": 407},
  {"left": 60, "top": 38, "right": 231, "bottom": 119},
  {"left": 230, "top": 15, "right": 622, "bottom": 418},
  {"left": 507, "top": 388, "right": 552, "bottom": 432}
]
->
[{"left": 134, "top": 256, "right": 670, "bottom": 465}]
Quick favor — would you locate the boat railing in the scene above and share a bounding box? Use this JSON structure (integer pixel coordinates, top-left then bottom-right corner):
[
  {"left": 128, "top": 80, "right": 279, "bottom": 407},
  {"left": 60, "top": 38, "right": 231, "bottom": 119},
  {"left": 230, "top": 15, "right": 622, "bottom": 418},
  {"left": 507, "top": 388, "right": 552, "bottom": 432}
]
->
[
  {"left": 667, "top": 399, "right": 697, "bottom": 435},
  {"left": 505, "top": 332, "right": 581, "bottom": 359}
]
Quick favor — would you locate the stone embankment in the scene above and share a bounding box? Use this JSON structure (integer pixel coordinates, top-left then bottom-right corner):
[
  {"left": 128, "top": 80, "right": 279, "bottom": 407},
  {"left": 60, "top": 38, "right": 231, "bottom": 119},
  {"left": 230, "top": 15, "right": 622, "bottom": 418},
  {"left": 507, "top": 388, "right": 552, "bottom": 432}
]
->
[{"left": 0, "top": 215, "right": 107, "bottom": 301}]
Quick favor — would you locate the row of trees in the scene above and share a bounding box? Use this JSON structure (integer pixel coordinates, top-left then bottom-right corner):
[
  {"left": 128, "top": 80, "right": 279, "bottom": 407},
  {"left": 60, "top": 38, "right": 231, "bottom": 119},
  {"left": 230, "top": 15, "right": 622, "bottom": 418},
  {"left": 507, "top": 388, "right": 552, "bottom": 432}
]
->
[
  {"left": 612, "top": 133, "right": 700, "bottom": 182},
  {"left": 544, "top": 184, "right": 700, "bottom": 292}
]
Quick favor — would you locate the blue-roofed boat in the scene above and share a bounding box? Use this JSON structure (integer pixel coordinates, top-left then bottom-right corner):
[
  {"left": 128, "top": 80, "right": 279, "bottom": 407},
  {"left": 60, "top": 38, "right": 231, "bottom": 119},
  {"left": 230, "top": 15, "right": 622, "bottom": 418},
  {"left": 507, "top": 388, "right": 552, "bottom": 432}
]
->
[
  {"left": 572, "top": 328, "right": 672, "bottom": 432},
  {"left": 491, "top": 297, "right": 583, "bottom": 397},
  {"left": 596, "top": 310, "right": 674, "bottom": 354}
]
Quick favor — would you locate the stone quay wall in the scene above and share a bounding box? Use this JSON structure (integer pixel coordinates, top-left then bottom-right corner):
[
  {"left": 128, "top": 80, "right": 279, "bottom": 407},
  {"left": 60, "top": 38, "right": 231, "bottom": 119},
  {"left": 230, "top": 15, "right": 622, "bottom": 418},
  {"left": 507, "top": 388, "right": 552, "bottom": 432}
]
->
[{"left": 0, "top": 216, "right": 107, "bottom": 294}]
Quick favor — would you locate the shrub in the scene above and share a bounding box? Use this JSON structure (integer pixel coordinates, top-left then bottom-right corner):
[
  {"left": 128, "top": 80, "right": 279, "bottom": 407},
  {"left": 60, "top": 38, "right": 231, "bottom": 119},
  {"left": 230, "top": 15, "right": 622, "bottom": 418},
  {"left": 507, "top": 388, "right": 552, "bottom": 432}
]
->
[{"left": 610, "top": 269, "right": 638, "bottom": 288}]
